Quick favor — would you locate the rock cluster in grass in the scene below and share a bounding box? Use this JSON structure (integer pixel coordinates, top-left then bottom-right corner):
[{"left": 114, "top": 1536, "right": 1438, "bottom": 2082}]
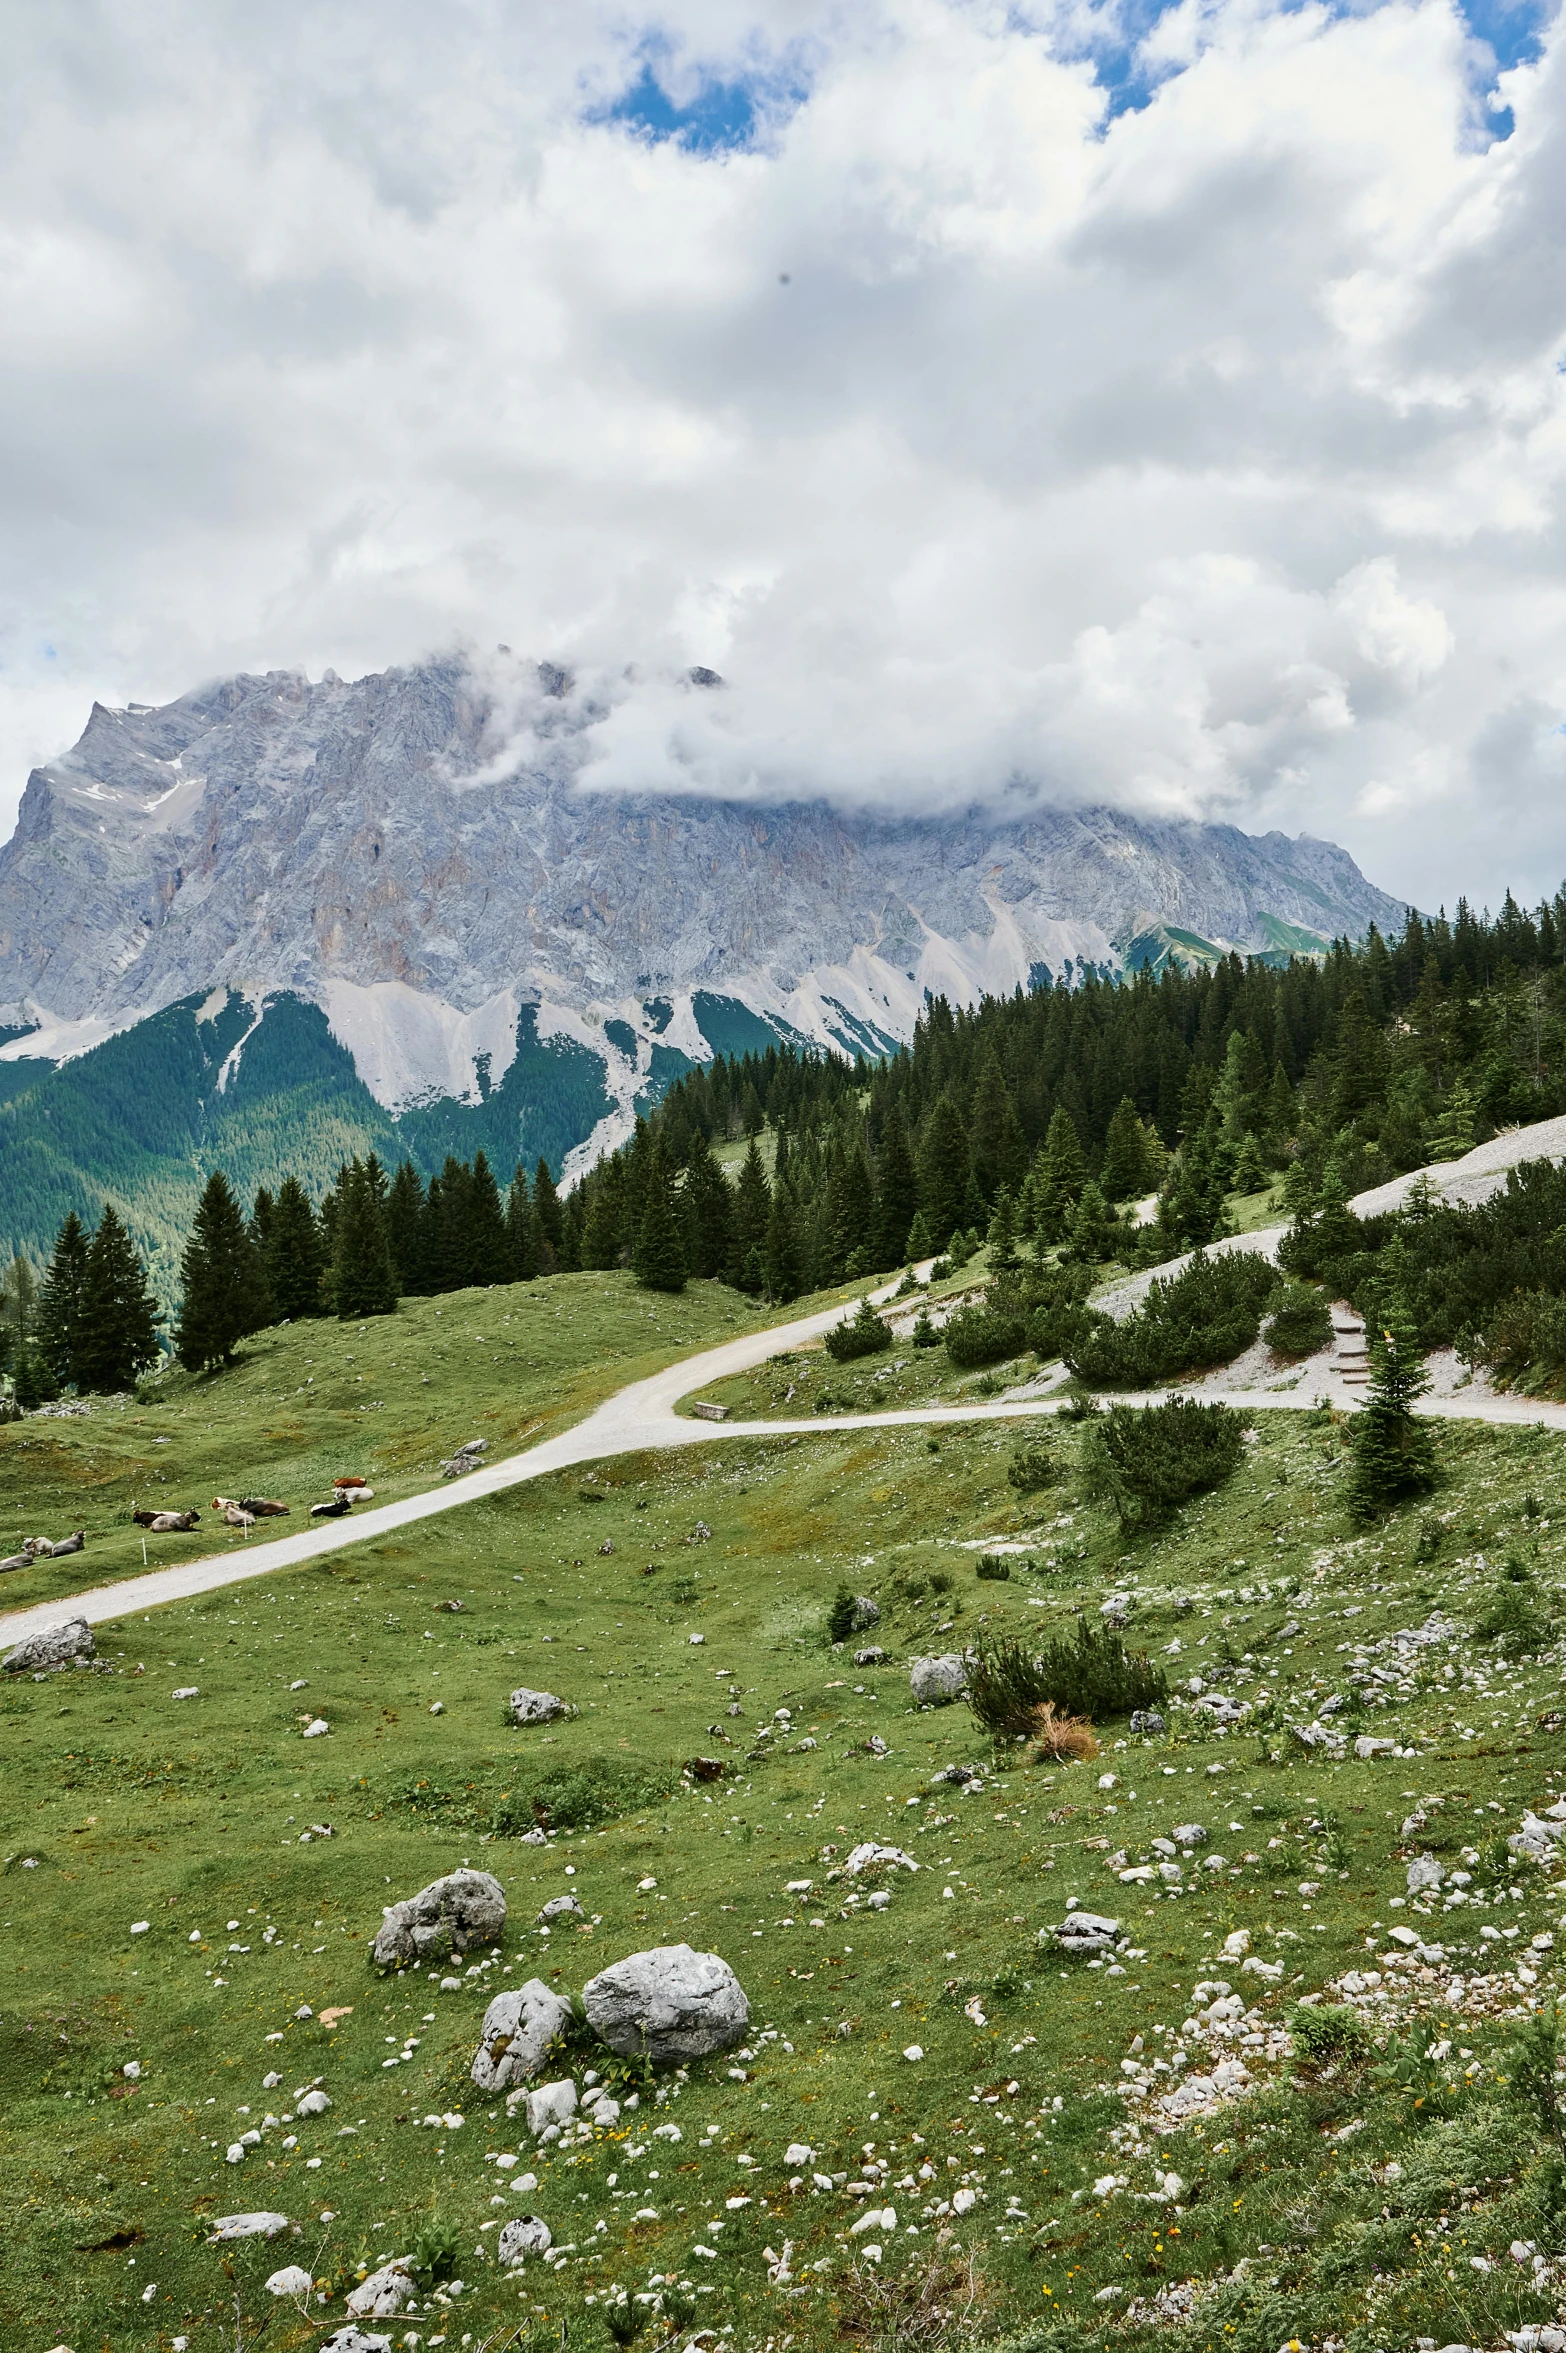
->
[{"left": 372, "top": 1868, "right": 506, "bottom": 1969}]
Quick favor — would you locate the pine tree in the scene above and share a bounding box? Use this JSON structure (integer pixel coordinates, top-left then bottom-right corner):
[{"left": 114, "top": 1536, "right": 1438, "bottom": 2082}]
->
[
  {"left": 874, "top": 1102, "right": 920, "bottom": 1267},
  {"left": 919, "top": 1094, "right": 971, "bottom": 1249},
  {"left": 329, "top": 1159, "right": 399, "bottom": 1321},
  {"left": 175, "top": 1172, "right": 270, "bottom": 1370},
  {"left": 830, "top": 1144, "right": 877, "bottom": 1279},
  {"left": 632, "top": 1146, "right": 687, "bottom": 1293},
  {"left": 1066, "top": 1179, "right": 1116, "bottom": 1265},
  {"left": 507, "top": 1163, "right": 539, "bottom": 1280},
  {"left": 905, "top": 1208, "right": 934, "bottom": 1261},
  {"left": 77, "top": 1205, "right": 161, "bottom": 1390},
  {"left": 1425, "top": 1076, "right": 1477, "bottom": 1163},
  {"left": 683, "top": 1131, "right": 734, "bottom": 1280},
  {"left": 467, "top": 1149, "right": 513, "bottom": 1285},
  {"left": 37, "top": 1212, "right": 89, "bottom": 1389},
  {"left": 1345, "top": 1288, "right": 1438, "bottom": 1521},
  {"left": 970, "top": 1049, "right": 1028, "bottom": 1201},
  {"left": 1033, "top": 1108, "right": 1086, "bottom": 1242},
  {"left": 1232, "top": 1131, "right": 1271, "bottom": 1195},
  {"left": 763, "top": 1189, "right": 805, "bottom": 1302},
  {"left": 385, "top": 1163, "right": 430, "bottom": 1295},
  {"left": 267, "top": 1175, "right": 328, "bottom": 1320},
  {"left": 559, "top": 1185, "right": 585, "bottom": 1273},
  {"left": 1100, "top": 1096, "right": 1152, "bottom": 1201},
  {"left": 730, "top": 1140, "right": 772, "bottom": 1291},
  {"left": 582, "top": 1160, "right": 627, "bottom": 1270},
  {"left": 1156, "top": 1110, "right": 1234, "bottom": 1252},
  {"left": 986, "top": 1184, "right": 1021, "bottom": 1273},
  {"left": 250, "top": 1186, "right": 277, "bottom": 1260},
  {"left": 427, "top": 1157, "right": 473, "bottom": 1292},
  {"left": 533, "top": 1158, "right": 564, "bottom": 1272},
  {"left": 1213, "top": 1028, "right": 1267, "bottom": 1150}
]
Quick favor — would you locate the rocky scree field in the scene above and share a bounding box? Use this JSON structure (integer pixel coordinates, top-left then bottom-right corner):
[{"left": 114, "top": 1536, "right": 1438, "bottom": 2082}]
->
[{"left": 9, "top": 1374, "right": 1566, "bottom": 2352}]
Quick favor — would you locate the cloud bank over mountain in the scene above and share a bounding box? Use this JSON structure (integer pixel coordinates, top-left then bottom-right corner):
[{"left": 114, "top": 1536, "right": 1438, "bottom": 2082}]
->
[{"left": 4, "top": 0, "right": 1566, "bottom": 905}]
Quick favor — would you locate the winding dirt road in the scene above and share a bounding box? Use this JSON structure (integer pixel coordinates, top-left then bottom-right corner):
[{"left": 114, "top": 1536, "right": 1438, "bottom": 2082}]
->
[{"left": 9, "top": 1108, "right": 1566, "bottom": 1653}]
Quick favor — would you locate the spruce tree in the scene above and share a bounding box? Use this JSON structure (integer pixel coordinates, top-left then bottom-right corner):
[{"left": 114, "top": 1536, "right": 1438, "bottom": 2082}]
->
[
  {"left": 730, "top": 1140, "right": 772, "bottom": 1290},
  {"left": 1345, "top": 1288, "right": 1438, "bottom": 1522},
  {"left": 986, "top": 1185, "right": 1021, "bottom": 1273},
  {"left": 684, "top": 1131, "right": 735, "bottom": 1279},
  {"left": 37, "top": 1212, "right": 89, "bottom": 1389},
  {"left": 918, "top": 1094, "right": 971, "bottom": 1249},
  {"left": 267, "top": 1175, "right": 328, "bottom": 1320},
  {"left": 1033, "top": 1108, "right": 1087, "bottom": 1241},
  {"left": 427, "top": 1157, "right": 473, "bottom": 1292},
  {"left": 506, "top": 1163, "right": 539, "bottom": 1280},
  {"left": 830, "top": 1144, "right": 877, "bottom": 1279},
  {"left": 632, "top": 1146, "right": 687, "bottom": 1293},
  {"left": 559, "top": 1184, "right": 585, "bottom": 1272},
  {"left": 467, "top": 1149, "right": 512, "bottom": 1285},
  {"left": 77, "top": 1205, "right": 162, "bottom": 1390},
  {"left": 874, "top": 1102, "right": 920, "bottom": 1267},
  {"left": 1100, "top": 1096, "right": 1152, "bottom": 1201},
  {"left": 175, "top": 1171, "right": 270, "bottom": 1374},
  {"left": 970, "top": 1048, "right": 1028, "bottom": 1201},
  {"left": 175, "top": 1171, "right": 271, "bottom": 1370},
  {"left": 533, "top": 1157, "right": 564, "bottom": 1271},
  {"left": 250, "top": 1186, "right": 277, "bottom": 1260},
  {"left": 385, "top": 1162, "right": 430, "bottom": 1295},
  {"left": 582, "top": 1161, "right": 626, "bottom": 1270},
  {"left": 763, "top": 1189, "right": 805, "bottom": 1302},
  {"left": 329, "top": 1159, "right": 399, "bottom": 1320}
]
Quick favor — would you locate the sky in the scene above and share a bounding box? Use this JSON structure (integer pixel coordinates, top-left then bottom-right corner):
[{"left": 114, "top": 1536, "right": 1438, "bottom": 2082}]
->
[{"left": 4, "top": 0, "right": 1566, "bottom": 914}]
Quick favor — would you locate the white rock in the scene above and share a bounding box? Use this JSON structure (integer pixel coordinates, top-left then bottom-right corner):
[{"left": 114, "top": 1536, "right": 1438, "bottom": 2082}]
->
[
  {"left": 583, "top": 1943, "right": 750, "bottom": 2067},
  {"left": 265, "top": 2263, "right": 314, "bottom": 2297},
  {"left": 130, "top": 1921, "right": 150, "bottom": 1935},
  {"left": 3, "top": 1616, "right": 95, "bottom": 1674},
  {"left": 226, "top": 2143, "right": 246, "bottom": 2163},
  {"left": 845, "top": 1842, "right": 918, "bottom": 1877},
  {"left": 1407, "top": 1855, "right": 1444, "bottom": 1895},
  {"left": 910, "top": 1653, "right": 968, "bottom": 1706},
  {"left": 321, "top": 2331, "right": 395, "bottom": 2353},
  {"left": 903, "top": 2044, "right": 925, "bottom": 2061},
  {"left": 507, "top": 1686, "right": 568, "bottom": 1726},
  {"left": 296, "top": 2089, "right": 331, "bottom": 2116},
  {"left": 302, "top": 1718, "right": 329, "bottom": 1738},
  {"left": 173, "top": 1686, "right": 200, "bottom": 1700},
  {"left": 208, "top": 2212, "right": 293, "bottom": 2242},
  {"left": 372, "top": 1867, "right": 506, "bottom": 1970},
  {"left": 784, "top": 2142, "right": 815, "bottom": 2167},
  {"left": 850, "top": 2204, "right": 896, "bottom": 2235},
  {"left": 471, "top": 1980, "right": 575, "bottom": 2094},
  {"left": 951, "top": 2187, "right": 978, "bottom": 2215},
  {"left": 346, "top": 2260, "right": 416, "bottom": 2320},
  {"left": 1222, "top": 1929, "right": 1250, "bottom": 1957},
  {"left": 498, "top": 2214, "right": 552, "bottom": 2265},
  {"left": 525, "top": 2078, "right": 578, "bottom": 2135}
]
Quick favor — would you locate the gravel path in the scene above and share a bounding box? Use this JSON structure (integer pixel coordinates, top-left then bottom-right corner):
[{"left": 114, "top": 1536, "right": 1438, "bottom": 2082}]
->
[{"left": 9, "top": 1115, "right": 1566, "bottom": 1652}]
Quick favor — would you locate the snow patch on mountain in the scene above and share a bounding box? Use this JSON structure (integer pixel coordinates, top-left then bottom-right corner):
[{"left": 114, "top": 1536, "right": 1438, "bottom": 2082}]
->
[{"left": 320, "top": 980, "right": 524, "bottom": 1113}]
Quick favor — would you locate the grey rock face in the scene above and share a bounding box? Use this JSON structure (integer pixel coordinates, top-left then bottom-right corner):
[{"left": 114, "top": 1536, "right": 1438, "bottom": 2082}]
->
[
  {"left": 583, "top": 1943, "right": 749, "bottom": 2067},
  {"left": 498, "top": 2214, "right": 553, "bottom": 2265},
  {"left": 508, "top": 1687, "right": 568, "bottom": 1727},
  {"left": 0, "top": 659, "right": 1405, "bottom": 1053},
  {"left": 470, "top": 1979, "right": 575, "bottom": 2093},
  {"left": 3, "top": 1616, "right": 95, "bottom": 1674},
  {"left": 372, "top": 1868, "right": 506, "bottom": 1970},
  {"left": 910, "top": 1652, "right": 968, "bottom": 1705}
]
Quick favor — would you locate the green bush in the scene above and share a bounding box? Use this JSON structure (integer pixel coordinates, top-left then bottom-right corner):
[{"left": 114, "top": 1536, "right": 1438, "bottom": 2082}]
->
[
  {"left": 1287, "top": 2002, "right": 1372, "bottom": 2070},
  {"left": 965, "top": 1620, "right": 1168, "bottom": 1738},
  {"left": 1082, "top": 1395, "right": 1248, "bottom": 1529},
  {"left": 1263, "top": 1281, "right": 1334, "bottom": 1357},
  {"left": 1006, "top": 1441, "right": 1058, "bottom": 1493},
  {"left": 944, "top": 1303, "right": 1028, "bottom": 1368},
  {"left": 1474, "top": 1565, "right": 1553, "bottom": 1654},
  {"left": 827, "top": 1583, "right": 861, "bottom": 1643},
  {"left": 825, "top": 1297, "right": 895, "bottom": 1362},
  {"left": 1063, "top": 1249, "right": 1277, "bottom": 1386},
  {"left": 910, "top": 1308, "right": 940, "bottom": 1348},
  {"left": 976, "top": 1554, "right": 1011, "bottom": 1581},
  {"left": 491, "top": 1756, "right": 678, "bottom": 1835}
]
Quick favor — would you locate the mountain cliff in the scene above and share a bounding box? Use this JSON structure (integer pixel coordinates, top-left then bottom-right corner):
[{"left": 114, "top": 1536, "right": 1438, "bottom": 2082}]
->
[{"left": 0, "top": 655, "right": 1407, "bottom": 1270}]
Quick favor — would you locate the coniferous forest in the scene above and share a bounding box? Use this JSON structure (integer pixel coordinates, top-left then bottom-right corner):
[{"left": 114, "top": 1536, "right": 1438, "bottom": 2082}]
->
[{"left": 16, "top": 887, "right": 1566, "bottom": 1397}]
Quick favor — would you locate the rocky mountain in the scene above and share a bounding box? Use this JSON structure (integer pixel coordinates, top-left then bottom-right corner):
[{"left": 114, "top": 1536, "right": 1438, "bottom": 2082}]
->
[{"left": 0, "top": 655, "right": 1406, "bottom": 1268}]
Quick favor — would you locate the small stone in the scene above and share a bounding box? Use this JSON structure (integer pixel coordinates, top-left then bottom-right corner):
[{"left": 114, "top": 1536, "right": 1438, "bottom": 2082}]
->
[
  {"left": 471, "top": 1980, "right": 575, "bottom": 2093},
  {"left": 845, "top": 1842, "right": 918, "bottom": 1877},
  {"left": 903, "top": 2043, "right": 924, "bottom": 2060},
  {"left": 296, "top": 2089, "right": 331, "bottom": 2115},
  {"left": 524, "top": 2078, "right": 578, "bottom": 2135},
  {"left": 854, "top": 1646, "right": 887, "bottom": 1667},
  {"left": 498, "top": 2214, "right": 552, "bottom": 2265},
  {"left": 1130, "top": 1709, "right": 1166, "bottom": 1736},
  {"left": 173, "top": 1686, "right": 200, "bottom": 1700},
  {"left": 346, "top": 2258, "right": 417, "bottom": 2319},
  {"left": 208, "top": 2212, "right": 292, "bottom": 2242},
  {"left": 265, "top": 2263, "right": 314, "bottom": 2297},
  {"left": 537, "top": 1893, "right": 585, "bottom": 1924},
  {"left": 302, "top": 1718, "right": 329, "bottom": 1738}
]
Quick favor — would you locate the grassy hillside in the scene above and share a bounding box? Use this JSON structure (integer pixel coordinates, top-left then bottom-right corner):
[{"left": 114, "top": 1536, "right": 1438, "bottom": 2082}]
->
[{"left": 4, "top": 1291, "right": 1566, "bottom": 2352}]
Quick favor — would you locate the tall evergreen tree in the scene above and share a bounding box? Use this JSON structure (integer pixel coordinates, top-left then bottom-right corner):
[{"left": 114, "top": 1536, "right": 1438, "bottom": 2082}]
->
[
  {"left": 467, "top": 1150, "right": 513, "bottom": 1285},
  {"left": 730, "top": 1140, "right": 772, "bottom": 1291},
  {"left": 830, "top": 1144, "right": 877, "bottom": 1279},
  {"left": 919, "top": 1094, "right": 971, "bottom": 1249},
  {"left": 329, "top": 1158, "right": 399, "bottom": 1320},
  {"left": 427, "top": 1157, "right": 473, "bottom": 1292},
  {"left": 970, "top": 1048, "right": 1028, "bottom": 1201},
  {"left": 683, "top": 1131, "right": 734, "bottom": 1280},
  {"left": 385, "top": 1163, "right": 430, "bottom": 1295},
  {"left": 175, "top": 1172, "right": 270, "bottom": 1371},
  {"left": 1099, "top": 1096, "right": 1153, "bottom": 1201},
  {"left": 37, "top": 1213, "right": 88, "bottom": 1389},
  {"left": 533, "top": 1157, "right": 564, "bottom": 1271},
  {"left": 632, "top": 1146, "right": 687, "bottom": 1292},
  {"left": 267, "top": 1176, "right": 328, "bottom": 1320},
  {"left": 874, "top": 1102, "right": 920, "bottom": 1267},
  {"left": 77, "top": 1205, "right": 161, "bottom": 1390},
  {"left": 763, "top": 1188, "right": 805, "bottom": 1302},
  {"left": 506, "top": 1163, "right": 539, "bottom": 1280},
  {"left": 1033, "top": 1107, "right": 1087, "bottom": 1242}
]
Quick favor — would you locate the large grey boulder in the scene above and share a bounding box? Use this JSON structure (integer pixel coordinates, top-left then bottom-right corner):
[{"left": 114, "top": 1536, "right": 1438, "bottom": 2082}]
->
[
  {"left": 583, "top": 1944, "right": 749, "bottom": 2067},
  {"left": 372, "top": 1868, "right": 506, "bottom": 1970},
  {"left": 498, "top": 2214, "right": 552, "bottom": 2265},
  {"left": 508, "top": 1687, "right": 569, "bottom": 1726},
  {"left": 1048, "top": 1910, "right": 1120, "bottom": 1957},
  {"left": 346, "top": 2260, "right": 416, "bottom": 2319},
  {"left": 470, "top": 1979, "right": 574, "bottom": 2093},
  {"left": 3, "top": 1617, "right": 95, "bottom": 1674},
  {"left": 910, "top": 1652, "right": 968, "bottom": 1706}
]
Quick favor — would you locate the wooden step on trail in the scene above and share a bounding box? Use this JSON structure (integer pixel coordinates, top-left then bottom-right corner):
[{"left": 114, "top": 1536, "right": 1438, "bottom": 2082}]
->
[{"left": 1331, "top": 1302, "right": 1370, "bottom": 1387}]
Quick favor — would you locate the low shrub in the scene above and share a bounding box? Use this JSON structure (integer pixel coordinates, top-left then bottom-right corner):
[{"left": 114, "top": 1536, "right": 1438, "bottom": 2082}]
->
[
  {"left": 827, "top": 1583, "right": 863, "bottom": 1643},
  {"left": 975, "top": 1553, "right": 1011, "bottom": 1581},
  {"left": 910, "top": 1309, "right": 941, "bottom": 1348},
  {"left": 491, "top": 1755, "right": 678, "bottom": 1835},
  {"left": 1263, "top": 1280, "right": 1334, "bottom": 1357},
  {"left": 825, "top": 1297, "right": 895, "bottom": 1362},
  {"left": 944, "top": 1303, "right": 1028, "bottom": 1369},
  {"left": 1474, "top": 1564, "right": 1553, "bottom": 1654},
  {"left": 1063, "top": 1249, "right": 1277, "bottom": 1387},
  {"left": 1082, "top": 1395, "right": 1248, "bottom": 1530},
  {"left": 1288, "top": 2002, "right": 1372, "bottom": 2070},
  {"left": 965, "top": 1620, "right": 1167, "bottom": 1738},
  {"left": 1006, "top": 1441, "right": 1058, "bottom": 1493}
]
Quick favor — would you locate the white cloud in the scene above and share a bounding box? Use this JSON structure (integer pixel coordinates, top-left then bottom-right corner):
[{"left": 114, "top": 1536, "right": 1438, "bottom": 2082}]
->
[{"left": 2, "top": 0, "right": 1566, "bottom": 911}]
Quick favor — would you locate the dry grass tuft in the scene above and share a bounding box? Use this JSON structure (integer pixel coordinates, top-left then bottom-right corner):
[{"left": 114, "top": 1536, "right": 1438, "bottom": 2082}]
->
[
  {"left": 838, "top": 2247, "right": 984, "bottom": 2349},
  {"left": 1025, "top": 1700, "right": 1099, "bottom": 1764}
]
